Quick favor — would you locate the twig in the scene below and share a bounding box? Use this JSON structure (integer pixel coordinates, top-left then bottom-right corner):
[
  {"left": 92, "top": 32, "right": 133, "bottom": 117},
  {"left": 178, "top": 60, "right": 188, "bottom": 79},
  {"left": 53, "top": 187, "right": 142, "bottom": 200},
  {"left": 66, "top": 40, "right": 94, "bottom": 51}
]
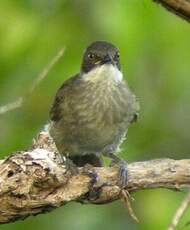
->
[
  {"left": 29, "top": 47, "right": 65, "bottom": 93},
  {"left": 0, "top": 47, "right": 65, "bottom": 115},
  {"left": 121, "top": 190, "right": 139, "bottom": 223},
  {"left": 0, "top": 97, "right": 23, "bottom": 115},
  {"left": 153, "top": 0, "right": 190, "bottom": 23},
  {"left": 168, "top": 190, "right": 190, "bottom": 230}
]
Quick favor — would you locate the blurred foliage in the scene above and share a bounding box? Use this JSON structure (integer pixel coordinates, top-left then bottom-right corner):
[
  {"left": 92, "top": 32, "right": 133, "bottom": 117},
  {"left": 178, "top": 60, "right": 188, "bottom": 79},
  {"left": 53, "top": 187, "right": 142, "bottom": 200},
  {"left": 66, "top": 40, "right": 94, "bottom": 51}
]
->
[{"left": 0, "top": 0, "right": 190, "bottom": 229}]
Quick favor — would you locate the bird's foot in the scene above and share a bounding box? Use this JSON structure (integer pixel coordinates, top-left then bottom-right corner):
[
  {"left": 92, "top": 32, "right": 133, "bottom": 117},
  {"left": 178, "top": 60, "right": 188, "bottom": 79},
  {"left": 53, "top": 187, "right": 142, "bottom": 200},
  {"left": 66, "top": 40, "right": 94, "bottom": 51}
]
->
[
  {"left": 103, "top": 152, "right": 128, "bottom": 189},
  {"left": 82, "top": 163, "right": 98, "bottom": 185},
  {"left": 111, "top": 159, "right": 128, "bottom": 188},
  {"left": 64, "top": 157, "right": 79, "bottom": 175}
]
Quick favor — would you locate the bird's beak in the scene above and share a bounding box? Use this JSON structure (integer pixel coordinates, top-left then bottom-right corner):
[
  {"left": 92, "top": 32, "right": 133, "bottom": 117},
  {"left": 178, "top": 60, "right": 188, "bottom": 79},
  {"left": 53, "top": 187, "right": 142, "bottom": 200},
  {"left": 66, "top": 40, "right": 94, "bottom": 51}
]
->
[{"left": 102, "top": 54, "right": 114, "bottom": 65}]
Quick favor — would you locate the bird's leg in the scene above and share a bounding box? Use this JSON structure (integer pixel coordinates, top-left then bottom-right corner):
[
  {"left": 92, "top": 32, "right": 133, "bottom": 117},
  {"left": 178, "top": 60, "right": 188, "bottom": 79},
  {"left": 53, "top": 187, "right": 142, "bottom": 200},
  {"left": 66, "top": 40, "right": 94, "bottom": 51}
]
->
[
  {"left": 60, "top": 154, "right": 79, "bottom": 175},
  {"left": 68, "top": 154, "right": 102, "bottom": 184},
  {"left": 103, "top": 152, "right": 128, "bottom": 188},
  {"left": 67, "top": 158, "right": 79, "bottom": 175},
  {"left": 68, "top": 154, "right": 101, "bottom": 183}
]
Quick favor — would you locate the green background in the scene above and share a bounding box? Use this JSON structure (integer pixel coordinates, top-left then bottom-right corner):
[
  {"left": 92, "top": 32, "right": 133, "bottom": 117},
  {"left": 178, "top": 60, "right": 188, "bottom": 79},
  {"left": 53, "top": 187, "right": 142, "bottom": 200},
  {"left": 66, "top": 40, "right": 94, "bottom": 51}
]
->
[{"left": 0, "top": 0, "right": 190, "bottom": 229}]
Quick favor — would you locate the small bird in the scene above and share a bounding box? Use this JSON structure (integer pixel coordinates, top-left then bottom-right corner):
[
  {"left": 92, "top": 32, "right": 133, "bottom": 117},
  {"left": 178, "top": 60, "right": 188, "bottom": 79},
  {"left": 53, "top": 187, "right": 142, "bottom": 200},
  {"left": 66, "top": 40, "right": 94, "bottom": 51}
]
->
[{"left": 49, "top": 41, "right": 139, "bottom": 187}]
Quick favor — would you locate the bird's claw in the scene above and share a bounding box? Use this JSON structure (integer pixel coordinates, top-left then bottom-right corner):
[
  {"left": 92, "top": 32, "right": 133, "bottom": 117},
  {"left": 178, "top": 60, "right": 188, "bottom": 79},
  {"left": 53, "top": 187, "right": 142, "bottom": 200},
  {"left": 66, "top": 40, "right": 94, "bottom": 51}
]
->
[
  {"left": 65, "top": 157, "right": 79, "bottom": 175},
  {"left": 110, "top": 159, "right": 128, "bottom": 188},
  {"left": 82, "top": 163, "right": 98, "bottom": 185},
  {"left": 118, "top": 160, "right": 128, "bottom": 188}
]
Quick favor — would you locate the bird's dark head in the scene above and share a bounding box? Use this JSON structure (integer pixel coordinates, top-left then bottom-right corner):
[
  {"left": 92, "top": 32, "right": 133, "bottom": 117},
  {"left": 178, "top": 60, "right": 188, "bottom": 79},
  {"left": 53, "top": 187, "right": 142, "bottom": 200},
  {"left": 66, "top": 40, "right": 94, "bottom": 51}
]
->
[{"left": 81, "top": 41, "right": 120, "bottom": 73}]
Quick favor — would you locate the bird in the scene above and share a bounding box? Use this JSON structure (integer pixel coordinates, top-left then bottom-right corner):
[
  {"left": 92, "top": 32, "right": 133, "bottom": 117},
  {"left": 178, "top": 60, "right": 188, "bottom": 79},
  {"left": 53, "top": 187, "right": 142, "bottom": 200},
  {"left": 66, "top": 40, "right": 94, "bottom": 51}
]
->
[{"left": 49, "top": 41, "right": 139, "bottom": 187}]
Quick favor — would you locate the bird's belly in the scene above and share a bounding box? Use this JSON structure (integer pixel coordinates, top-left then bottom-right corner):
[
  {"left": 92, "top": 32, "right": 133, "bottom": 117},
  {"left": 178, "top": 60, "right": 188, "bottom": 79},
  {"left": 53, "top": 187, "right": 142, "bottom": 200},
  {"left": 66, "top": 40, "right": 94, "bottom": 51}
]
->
[
  {"left": 50, "top": 82, "right": 132, "bottom": 156},
  {"left": 52, "top": 103, "right": 128, "bottom": 155},
  {"left": 58, "top": 122, "right": 126, "bottom": 156}
]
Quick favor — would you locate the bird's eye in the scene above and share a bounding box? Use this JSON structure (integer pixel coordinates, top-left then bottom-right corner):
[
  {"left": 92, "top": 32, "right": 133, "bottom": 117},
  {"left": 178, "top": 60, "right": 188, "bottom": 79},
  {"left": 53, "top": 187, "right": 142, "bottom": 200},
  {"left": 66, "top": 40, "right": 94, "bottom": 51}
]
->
[
  {"left": 87, "top": 53, "right": 95, "bottom": 60},
  {"left": 115, "top": 52, "right": 120, "bottom": 59}
]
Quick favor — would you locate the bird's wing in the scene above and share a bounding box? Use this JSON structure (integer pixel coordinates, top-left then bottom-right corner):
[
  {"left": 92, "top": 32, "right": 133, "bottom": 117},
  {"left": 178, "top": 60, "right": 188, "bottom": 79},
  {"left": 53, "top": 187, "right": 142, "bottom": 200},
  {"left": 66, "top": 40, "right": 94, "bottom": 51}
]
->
[
  {"left": 50, "top": 74, "right": 79, "bottom": 122},
  {"left": 130, "top": 94, "right": 140, "bottom": 123}
]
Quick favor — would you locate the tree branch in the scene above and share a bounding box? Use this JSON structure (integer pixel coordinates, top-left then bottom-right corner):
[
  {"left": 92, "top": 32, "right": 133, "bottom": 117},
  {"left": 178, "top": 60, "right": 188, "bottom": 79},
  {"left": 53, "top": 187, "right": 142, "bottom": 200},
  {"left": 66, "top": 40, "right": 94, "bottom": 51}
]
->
[
  {"left": 0, "top": 129, "right": 190, "bottom": 224},
  {"left": 153, "top": 0, "right": 190, "bottom": 23}
]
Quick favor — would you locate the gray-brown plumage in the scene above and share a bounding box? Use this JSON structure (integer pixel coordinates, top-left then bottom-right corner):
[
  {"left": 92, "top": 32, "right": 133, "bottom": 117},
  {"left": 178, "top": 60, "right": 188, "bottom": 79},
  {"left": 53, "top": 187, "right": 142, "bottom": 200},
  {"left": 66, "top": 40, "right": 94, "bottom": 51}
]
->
[{"left": 49, "top": 41, "right": 139, "bottom": 187}]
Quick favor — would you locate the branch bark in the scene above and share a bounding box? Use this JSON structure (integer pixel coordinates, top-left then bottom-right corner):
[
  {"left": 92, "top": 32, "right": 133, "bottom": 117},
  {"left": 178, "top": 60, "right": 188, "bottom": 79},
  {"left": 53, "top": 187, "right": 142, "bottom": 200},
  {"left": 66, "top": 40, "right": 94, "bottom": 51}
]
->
[
  {"left": 153, "top": 0, "right": 190, "bottom": 22},
  {"left": 0, "top": 129, "right": 190, "bottom": 224}
]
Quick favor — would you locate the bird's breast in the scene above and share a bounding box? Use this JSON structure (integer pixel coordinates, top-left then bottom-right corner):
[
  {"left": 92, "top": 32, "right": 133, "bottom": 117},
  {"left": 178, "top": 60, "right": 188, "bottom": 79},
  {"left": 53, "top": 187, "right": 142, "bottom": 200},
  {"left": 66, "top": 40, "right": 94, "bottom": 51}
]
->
[{"left": 73, "top": 77, "right": 130, "bottom": 128}]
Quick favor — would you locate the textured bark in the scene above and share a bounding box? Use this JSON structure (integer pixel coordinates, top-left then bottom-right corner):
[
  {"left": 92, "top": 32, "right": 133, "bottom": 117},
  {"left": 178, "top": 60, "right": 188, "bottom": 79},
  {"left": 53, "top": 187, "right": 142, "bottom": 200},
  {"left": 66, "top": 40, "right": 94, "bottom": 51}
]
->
[
  {"left": 153, "top": 0, "right": 190, "bottom": 22},
  {"left": 0, "top": 130, "right": 190, "bottom": 224}
]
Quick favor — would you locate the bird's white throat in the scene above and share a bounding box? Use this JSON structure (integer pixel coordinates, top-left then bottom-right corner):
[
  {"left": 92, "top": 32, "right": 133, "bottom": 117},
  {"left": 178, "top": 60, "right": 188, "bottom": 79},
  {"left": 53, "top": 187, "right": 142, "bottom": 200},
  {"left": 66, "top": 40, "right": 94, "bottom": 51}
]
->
[{"left": 83, "top": 64, "right": 123, "bottom": 83}]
